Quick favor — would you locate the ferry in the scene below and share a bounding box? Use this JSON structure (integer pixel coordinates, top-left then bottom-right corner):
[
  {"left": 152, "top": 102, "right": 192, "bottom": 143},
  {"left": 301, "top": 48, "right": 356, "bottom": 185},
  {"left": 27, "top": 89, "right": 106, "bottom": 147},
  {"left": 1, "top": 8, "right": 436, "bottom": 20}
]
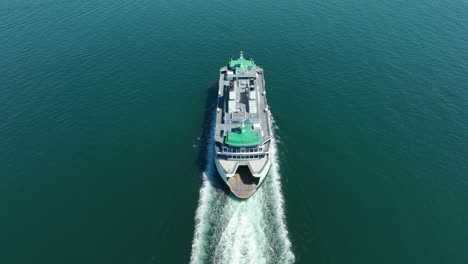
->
[{"left": 214, "top": 52, "right": 272, "bottom": 198}]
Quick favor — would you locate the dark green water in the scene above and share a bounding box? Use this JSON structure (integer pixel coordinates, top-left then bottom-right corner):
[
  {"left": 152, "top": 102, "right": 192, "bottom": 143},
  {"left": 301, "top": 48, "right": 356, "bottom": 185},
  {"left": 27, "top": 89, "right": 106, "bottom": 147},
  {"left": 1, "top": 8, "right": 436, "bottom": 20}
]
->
[{"left": 2, "top": 0, "right": 468, "bottom": 263}]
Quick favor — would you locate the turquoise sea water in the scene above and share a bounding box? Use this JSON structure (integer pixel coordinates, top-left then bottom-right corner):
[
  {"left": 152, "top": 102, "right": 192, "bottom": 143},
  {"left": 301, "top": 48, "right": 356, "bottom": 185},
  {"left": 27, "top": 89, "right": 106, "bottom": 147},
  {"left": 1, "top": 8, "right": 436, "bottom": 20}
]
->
[{"left": 1, "top": 0, "right": 468, "bottom": 263}]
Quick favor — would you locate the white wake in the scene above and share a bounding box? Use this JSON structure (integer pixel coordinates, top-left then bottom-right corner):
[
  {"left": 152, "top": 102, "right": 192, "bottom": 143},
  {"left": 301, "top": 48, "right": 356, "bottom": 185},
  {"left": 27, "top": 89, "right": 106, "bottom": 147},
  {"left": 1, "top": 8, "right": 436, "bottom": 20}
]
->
[{"left": 190, "top": 119, "right": 295, "bottom": 264}]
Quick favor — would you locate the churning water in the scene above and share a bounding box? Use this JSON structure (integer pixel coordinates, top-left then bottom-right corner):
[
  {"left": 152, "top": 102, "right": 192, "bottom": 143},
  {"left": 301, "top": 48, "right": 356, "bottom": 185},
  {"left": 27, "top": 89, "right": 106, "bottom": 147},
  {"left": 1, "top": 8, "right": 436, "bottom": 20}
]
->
[{"left": 190, "top": 118, "right": 294, "bottom": 264}]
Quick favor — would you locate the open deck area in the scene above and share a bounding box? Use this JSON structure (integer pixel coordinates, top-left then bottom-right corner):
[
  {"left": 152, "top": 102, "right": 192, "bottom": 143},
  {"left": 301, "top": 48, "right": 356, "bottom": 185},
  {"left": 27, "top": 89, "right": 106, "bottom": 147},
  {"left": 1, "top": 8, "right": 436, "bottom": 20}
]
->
[{"left": 227, "top": 166, "right": 259, "bottom": 199}]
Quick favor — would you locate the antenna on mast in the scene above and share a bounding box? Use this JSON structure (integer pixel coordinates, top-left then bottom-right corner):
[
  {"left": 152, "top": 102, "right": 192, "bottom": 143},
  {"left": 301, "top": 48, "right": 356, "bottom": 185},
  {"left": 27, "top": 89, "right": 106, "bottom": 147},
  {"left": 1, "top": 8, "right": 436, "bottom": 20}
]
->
[
  {"left": 241, "top": 118, "right": 246, "bottom": 133},
  {"left": 240, "top": 51, "right": 244, "bottom": 59}
]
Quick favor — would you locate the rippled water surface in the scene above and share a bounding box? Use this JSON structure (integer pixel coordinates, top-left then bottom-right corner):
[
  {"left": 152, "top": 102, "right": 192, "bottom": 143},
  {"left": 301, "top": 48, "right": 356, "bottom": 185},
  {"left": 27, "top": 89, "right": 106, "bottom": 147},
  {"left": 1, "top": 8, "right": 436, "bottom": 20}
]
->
[{"left": 1, "top": 0, "right": 468, "bottom": 263}]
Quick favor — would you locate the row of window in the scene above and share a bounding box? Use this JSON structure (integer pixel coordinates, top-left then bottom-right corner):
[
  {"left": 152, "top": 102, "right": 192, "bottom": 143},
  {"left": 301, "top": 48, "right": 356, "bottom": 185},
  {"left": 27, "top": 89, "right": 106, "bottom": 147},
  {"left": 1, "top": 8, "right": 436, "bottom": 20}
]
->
[
  {"left": 223, "top": 147, "right": 263, "bottom": 153},
  {"left": 228, "top": 155, "right": 260, "bottom": 160}
]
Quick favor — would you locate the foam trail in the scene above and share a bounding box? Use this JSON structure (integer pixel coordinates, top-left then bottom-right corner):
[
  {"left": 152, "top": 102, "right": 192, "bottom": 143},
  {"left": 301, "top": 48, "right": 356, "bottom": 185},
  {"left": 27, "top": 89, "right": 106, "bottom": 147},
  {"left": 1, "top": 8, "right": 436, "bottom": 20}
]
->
[{"left": 190, "top": 117, "right": 294, "bottom": 264}]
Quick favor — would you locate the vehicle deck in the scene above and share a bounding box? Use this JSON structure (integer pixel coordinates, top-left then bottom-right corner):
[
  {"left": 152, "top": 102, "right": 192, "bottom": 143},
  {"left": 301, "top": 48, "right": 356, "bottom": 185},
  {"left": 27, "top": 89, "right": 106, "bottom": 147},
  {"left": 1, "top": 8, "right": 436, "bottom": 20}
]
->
[{"left": 227, "top": 166, "right": 259, "bottom": 199}]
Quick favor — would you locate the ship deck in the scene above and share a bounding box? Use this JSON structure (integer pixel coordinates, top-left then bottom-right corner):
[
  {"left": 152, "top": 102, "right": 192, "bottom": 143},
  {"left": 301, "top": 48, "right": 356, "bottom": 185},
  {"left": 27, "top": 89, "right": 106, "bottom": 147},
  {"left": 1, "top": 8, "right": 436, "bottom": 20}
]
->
[
  {"left": 214, "top": 67, "right": 272, "bottom": 148},
  {"left": 227, "top": 166, "right": 258, "bottom": 199}
]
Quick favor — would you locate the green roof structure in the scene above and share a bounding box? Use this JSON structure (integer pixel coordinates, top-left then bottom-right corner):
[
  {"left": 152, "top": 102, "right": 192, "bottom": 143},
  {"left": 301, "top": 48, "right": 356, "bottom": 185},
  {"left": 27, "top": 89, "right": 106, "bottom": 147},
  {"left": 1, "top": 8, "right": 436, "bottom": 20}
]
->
[
  {"left": 228, "top": 51, "right": 255, "bottom": 71},
  {"left": 229, "top": 59, "right": 255, "bottom": 69},
  {"left": 225, "top": 124, "right": 261, "bottom": 147}
]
